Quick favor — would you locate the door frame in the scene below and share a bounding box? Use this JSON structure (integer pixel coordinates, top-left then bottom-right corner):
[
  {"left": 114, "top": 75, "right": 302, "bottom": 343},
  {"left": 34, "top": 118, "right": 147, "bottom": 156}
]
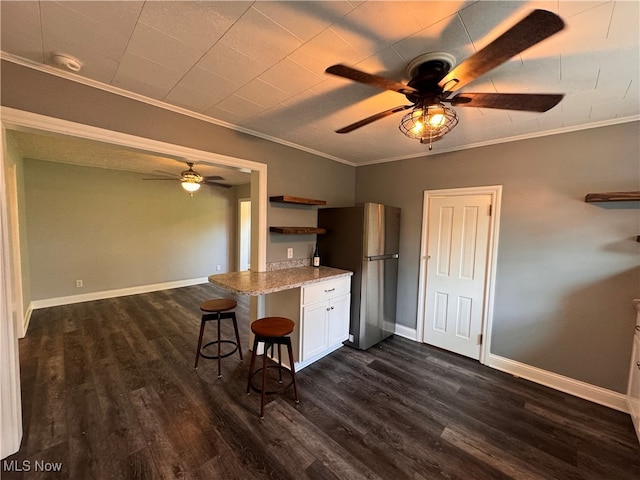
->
[
  {"left": 0, "top": 127, "right": 23, "bottom": 459},
  {"left": 416, "top": 185, "right": 502, "bottom": 365}
]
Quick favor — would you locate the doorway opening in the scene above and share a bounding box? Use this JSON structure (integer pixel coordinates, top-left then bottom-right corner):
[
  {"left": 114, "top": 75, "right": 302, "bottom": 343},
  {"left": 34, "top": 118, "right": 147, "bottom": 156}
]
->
[
  {"left": 1, "top": 106, "right": 268, "bottom": 457},
  {"left": 1, "top": 108, "right": 267, "bottom": 320}
]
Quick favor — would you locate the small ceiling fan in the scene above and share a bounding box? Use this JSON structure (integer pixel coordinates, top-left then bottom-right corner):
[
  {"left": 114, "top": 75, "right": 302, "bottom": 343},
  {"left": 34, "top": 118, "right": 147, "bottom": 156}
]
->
[
  {"left": 325, "top": 9, "right": 565, "bottom": 149},
  {"left": 143, "top": 162, "right": 231, "bottom": 195}
]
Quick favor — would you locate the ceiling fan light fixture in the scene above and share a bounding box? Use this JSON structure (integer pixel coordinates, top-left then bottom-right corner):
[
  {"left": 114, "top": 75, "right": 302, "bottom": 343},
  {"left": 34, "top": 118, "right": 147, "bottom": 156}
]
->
[
  {"left": 181, "top": 180, "right": 202, "bottom": 194},
  {"left": 180, "top": 162, "right": 203, "bottom": 194},
  {"left": 399, "top": 103, "right": 458, "bottom": 148}
]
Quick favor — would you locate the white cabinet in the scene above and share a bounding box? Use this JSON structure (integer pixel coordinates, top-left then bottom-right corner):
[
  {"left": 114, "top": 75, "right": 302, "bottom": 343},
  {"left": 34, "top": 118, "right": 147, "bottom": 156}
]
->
[
  {"left": 301, "top": 291, "right": 350, "bottom": 362},
  {"left": 264, "top": 276, "right": 351, "bottom": 370},
  {"left": 300, "top": 277, "right": 350, "bottom": 364}
]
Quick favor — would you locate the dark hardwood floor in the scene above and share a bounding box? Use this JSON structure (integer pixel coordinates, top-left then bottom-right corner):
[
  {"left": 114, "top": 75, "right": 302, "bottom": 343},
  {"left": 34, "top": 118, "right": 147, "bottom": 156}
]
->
[{"left": 3, "top": 284, "right": 639, "bottom": 479}]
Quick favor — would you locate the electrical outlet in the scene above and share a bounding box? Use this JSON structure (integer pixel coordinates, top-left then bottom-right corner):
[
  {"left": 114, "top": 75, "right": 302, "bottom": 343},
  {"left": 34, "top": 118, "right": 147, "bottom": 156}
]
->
[
  {"left": 287, "top": 247, "right": 293, "bottom": 259},
  {"left": 216, "top": 265, "right": 221, "bottom": 271},
  {"left": 76, "top": 280, "right": 83, "bottom": 288}
]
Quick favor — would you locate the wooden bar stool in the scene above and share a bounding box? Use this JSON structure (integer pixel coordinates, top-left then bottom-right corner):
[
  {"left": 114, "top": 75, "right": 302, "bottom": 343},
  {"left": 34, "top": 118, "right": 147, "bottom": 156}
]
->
[
  {"left": 194, "top": 298, "right": 243, "bottom": 378},
  {"left": 246, "top": 317, "right": 299, "bottom": 419}
]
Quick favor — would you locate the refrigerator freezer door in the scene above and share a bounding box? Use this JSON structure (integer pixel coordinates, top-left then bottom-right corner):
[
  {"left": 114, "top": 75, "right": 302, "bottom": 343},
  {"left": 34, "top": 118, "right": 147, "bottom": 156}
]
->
[
  {"left": 318, "top": 203, "right": 401, "bottom": 350},
  {"left": 359, "top": 257, "right": 398, "bottom": 349},
  {"left": 364, "top": 203, "right": 401, "bottom": 257}
]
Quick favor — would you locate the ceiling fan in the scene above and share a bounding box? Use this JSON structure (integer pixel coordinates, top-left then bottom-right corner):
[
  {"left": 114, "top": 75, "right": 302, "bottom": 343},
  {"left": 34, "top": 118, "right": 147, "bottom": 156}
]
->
[
  {"left": 143, "top": 162, "right": 231, "bottom": 195},
  {"left": 325, "top": 9, "right": 565, "bottom": 149}
]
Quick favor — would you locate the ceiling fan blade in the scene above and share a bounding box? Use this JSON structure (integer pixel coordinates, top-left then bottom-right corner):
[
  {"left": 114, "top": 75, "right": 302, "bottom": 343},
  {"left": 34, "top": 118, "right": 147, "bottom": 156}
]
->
[
  {"left": 449, "top": 92, "right": 563, "bottom": 112},
  {"left": 203, "top": 175, "right": 224, "bottom": 181},
  {"left": 438, "top": 9, "right": 565, "bottom": 93},
  {"left": 142, "top": 176, "right": 178, "bottom": 181},
  {"left": 335, "top": 105, "right": 413, "bottom": 134},
  {"left": 326, "top": 65, "right": 417, "bottom": 96}
]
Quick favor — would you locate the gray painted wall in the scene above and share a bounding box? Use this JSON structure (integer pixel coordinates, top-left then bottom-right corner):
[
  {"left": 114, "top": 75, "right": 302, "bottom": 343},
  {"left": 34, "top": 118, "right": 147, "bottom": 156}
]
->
[
  {"left": 23, "top": 158, "right": 237, "bottom": 300},
  {"left": 355, "top": 122, "right": 640, "bottom": 393}
]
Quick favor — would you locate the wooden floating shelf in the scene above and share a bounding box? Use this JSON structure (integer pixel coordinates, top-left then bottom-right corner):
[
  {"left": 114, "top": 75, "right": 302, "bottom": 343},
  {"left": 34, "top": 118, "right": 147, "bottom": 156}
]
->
[
  {"left": 269, "top": 195, "right": 327, "bottom": 206},
  {"left": 584, "top": 191, "right": 640, "bottom": 202},
  {"left": 269, "top": 227, "right": 327, "bottom": 235}
]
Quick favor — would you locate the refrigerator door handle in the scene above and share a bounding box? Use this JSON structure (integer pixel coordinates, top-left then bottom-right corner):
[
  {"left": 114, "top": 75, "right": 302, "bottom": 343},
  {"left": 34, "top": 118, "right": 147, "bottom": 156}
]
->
[{"left": 367, "top": 253, "right": 399, "bottom": 261}]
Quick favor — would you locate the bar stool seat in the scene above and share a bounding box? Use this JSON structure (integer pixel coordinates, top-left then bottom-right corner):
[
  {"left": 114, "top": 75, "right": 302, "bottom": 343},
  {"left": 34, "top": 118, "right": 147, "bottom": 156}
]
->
[
  {"left": 194, "top": 298, "right": 243, "bottom": 378},
  {"left": 246, "top": 317, "right": 299, "bottom": 418}
]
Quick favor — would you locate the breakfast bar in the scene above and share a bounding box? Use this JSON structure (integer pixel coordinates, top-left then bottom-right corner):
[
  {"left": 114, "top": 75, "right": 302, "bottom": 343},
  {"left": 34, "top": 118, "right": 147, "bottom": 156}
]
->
[
  {"left": 207, "top": 266, "right": 352, "bottom": 296},
  {"left": 209, "top": 266, "right": 353, "bottom": 369}
]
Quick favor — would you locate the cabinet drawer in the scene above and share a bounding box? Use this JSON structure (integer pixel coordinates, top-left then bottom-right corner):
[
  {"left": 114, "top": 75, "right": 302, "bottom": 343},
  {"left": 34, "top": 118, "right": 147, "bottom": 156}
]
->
[{"left": 303, "top": 277, "right": 350, "bottom": 305}]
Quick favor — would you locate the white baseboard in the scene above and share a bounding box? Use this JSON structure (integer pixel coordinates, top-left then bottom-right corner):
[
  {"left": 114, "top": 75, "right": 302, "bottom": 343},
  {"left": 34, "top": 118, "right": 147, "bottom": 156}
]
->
[
  {"left": 395, "top": 324, "right": 418, "bottom": 341},
  {"left": 485, "top": 353, "right": 629, "bottom": 413},
  {"left": 28, "top": 277, "right": 209, "bottom": 310}
]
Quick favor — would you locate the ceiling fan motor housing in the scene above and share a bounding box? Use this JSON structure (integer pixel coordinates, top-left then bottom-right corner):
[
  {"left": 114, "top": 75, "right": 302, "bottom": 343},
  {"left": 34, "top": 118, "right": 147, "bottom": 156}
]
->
[{"left": 405, "top": 52, "right": 456, "bottom": 104}]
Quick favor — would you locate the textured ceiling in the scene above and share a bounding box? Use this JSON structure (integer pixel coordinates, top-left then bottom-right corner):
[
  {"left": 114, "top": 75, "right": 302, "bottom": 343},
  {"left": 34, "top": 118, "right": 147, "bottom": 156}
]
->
[
  {"left": 1, "top": 1, "right": 639, "bottom": 167},
  {"left": 7, "top": 130, "right": 252, "bottom": 185}
]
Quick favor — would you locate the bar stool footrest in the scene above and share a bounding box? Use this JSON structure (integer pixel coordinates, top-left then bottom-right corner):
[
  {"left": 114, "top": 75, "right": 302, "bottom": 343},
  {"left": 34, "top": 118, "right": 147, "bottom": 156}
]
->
[
  {"left": 199, "top": 340, "right": 240, "bottom": 359},
  {"left": 249, "top": 366, "right": 294, "bottom": 395}
]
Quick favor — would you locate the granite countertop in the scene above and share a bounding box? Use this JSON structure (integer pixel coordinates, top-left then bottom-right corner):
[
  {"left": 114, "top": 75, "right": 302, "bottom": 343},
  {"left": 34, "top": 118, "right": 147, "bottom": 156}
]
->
[{"left": 208, "top": 266, "right": 353, "bottom": 296}]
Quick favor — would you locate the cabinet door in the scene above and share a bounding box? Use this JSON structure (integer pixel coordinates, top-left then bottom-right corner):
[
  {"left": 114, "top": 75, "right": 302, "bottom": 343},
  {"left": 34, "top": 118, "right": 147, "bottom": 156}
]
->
[
  {"left": 328, "top": 294, "right": 351, "bottom": 346},
  {"left": 302, "top": 301, "right": 329, "bottom": 361}
]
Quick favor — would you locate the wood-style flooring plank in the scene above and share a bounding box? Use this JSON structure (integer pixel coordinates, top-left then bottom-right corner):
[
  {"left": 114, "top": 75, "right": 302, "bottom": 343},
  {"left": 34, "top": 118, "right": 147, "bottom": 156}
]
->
[
  {"left": 128, "top": 386, "right": 196, "bottom": 480},
  {"left": 118, "top": 447, "right": 161, "bottom": 480}
]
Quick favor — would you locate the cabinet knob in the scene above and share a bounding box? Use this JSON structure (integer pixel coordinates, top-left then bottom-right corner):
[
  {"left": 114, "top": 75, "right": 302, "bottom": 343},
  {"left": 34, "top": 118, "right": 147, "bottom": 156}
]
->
[{"left": 330, "top": 306, "right": 334, "bottom": 310}]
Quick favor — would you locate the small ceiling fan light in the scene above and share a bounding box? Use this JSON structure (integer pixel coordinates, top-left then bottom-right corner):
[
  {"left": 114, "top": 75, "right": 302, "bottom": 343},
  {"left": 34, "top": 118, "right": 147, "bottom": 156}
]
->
[
  {"left": 181, "top": 181, "right": 201, "bottom": 193},
  {"left": 399, "top": 103, "right": 458, "bottom": 144},
  {"left": 428, "top": 112, "right": 446, "bottom": 127}
]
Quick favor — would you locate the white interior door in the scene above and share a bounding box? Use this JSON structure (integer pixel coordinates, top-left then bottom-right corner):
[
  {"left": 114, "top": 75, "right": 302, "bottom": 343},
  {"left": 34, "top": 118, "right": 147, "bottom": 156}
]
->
[{"left": 423, "top": 193, "right": 493, "bottom": 359}]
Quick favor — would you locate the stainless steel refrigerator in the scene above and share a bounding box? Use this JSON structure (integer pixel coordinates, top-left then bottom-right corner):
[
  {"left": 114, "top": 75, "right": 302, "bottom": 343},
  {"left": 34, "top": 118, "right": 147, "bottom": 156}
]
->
[{"left": 318, "top": 203, "right": 400, "bottom": 350}]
